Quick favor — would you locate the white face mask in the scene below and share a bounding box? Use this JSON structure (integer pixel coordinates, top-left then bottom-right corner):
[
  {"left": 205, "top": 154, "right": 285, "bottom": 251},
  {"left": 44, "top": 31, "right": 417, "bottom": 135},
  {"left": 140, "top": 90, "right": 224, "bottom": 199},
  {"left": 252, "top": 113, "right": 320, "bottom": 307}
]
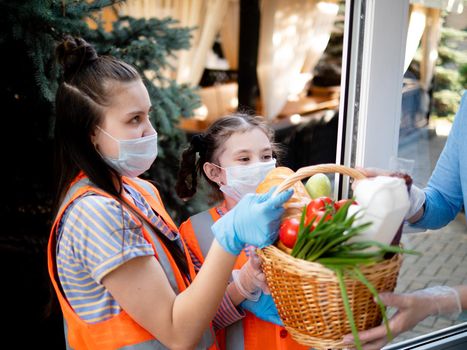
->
[
  {"left": 97, "top": 126, "right": 158, "bottom": 178},
  {"left": 217, "top": 159, "right": 276, "bottom": 201}
]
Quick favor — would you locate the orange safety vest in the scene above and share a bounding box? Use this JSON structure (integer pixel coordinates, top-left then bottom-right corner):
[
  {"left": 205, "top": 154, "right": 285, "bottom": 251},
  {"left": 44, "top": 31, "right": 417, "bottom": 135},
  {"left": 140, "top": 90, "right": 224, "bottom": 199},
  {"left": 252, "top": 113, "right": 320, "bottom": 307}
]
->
[
  {"left": 47, "top": 174, "right": 218, "bottom": 350},
  {"left": 179, "top": 207, "right": 311, "bottom": 350}
]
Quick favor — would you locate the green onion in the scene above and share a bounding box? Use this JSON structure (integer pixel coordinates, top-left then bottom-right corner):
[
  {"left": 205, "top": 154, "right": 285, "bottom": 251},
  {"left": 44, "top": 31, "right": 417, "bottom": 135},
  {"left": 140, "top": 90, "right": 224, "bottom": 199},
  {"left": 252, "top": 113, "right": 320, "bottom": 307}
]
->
[
  {"left": 351, "top": 267, "right": 393, "bottom": 343},
  {"left": 335, "top": 267, "right": 362, "bottom": 350},
  {"left": 286, "top": 197, "right": 421, "bottom": 348}
]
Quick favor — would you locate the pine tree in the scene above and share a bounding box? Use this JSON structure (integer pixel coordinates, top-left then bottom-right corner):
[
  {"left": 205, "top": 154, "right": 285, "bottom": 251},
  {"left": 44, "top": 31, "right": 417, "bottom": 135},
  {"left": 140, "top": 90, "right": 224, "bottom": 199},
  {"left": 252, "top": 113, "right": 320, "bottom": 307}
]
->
[{"left": 0, "top": 1, "right": 199, "bottom": 347}]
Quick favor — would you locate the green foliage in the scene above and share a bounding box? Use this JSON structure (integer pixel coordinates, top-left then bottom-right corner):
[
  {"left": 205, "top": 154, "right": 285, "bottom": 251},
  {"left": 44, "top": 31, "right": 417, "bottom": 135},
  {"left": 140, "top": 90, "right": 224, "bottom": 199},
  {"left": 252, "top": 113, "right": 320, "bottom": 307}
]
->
[
  {"left": 1, "top": 0, "right": 118, "bottom": 103},
  {"left": 2, "top": 0, "right": 203, "bottom": 234},
  {"left": 440, "top": 26, "right": 467, "bottom": 43},
  {"left": 432, "top": 89, "right": 462, "bottom": 117},
  {"left": 460, "top": 63, "right": 467, "bottom": 88},
  {"left": 438, "top": 46, "right": 467, "bottom": 66},
  {"left": 434, "top": 66, "right": 462, "bottom": 91},
  {"left": 432, "top": 23, "right": 466, "bottom": 119}
]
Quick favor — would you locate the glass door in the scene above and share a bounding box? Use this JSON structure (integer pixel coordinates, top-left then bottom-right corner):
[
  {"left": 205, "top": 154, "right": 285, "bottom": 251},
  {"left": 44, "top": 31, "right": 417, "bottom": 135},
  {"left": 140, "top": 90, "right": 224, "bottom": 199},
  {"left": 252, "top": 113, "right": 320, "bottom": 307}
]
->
[{"left": 336, "top": 0, "right": 467, "bottom": 347}]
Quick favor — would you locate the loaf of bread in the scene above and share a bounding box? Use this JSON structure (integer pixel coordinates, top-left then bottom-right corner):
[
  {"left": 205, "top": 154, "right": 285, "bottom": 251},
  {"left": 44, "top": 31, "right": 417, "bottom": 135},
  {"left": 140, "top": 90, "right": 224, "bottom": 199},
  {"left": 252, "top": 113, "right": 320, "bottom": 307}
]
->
[{"left": 256, "top": 167, "right": 311, "bottom": 221}]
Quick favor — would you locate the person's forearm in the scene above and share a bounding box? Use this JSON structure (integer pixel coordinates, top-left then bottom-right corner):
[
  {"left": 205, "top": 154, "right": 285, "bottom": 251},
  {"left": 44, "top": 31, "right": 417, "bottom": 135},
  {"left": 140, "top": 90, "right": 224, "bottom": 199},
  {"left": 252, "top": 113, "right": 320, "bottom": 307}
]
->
[
  {"left": 226, "top": 281, "right": 245, "bottom": 305},
  {"left": 172, "top": 241, "right": 236, "bottom": 344}
]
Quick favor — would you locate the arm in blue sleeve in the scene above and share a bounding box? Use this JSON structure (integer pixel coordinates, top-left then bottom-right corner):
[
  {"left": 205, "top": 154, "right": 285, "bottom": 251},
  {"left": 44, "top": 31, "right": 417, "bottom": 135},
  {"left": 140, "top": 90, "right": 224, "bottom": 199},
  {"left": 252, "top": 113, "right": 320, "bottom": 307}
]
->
[{"left": 412, "top": 92, "right": 466, "bottom": 229}]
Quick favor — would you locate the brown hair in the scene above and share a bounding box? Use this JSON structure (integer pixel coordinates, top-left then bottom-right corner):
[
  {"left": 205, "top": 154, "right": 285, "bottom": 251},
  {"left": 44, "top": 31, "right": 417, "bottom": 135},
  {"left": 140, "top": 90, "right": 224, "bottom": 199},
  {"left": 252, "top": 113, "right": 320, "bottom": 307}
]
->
[
  {"left": 53, "top": 35, "right": 188, "bottom": 276},
  {"left": 176, "top": 113, "right": 280, "bottom": 201}
]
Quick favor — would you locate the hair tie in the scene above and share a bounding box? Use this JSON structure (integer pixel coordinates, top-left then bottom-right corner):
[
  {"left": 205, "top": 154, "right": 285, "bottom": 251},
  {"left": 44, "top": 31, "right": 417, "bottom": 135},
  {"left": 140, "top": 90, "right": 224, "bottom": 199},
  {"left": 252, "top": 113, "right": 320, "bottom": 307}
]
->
[{"left": 191, "top": 134, "right": 205, "bottom": 154}]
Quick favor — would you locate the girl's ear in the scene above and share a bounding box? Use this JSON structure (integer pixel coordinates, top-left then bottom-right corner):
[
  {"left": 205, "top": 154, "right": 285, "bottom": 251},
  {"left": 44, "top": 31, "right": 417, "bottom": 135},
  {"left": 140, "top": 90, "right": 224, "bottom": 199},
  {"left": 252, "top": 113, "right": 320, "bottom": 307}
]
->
[
  {"left": 90, "top": 127, "right": 98, "bottom": 146},
  {"left": 203, "top": 162, "right": 224, "bottom": 185}
]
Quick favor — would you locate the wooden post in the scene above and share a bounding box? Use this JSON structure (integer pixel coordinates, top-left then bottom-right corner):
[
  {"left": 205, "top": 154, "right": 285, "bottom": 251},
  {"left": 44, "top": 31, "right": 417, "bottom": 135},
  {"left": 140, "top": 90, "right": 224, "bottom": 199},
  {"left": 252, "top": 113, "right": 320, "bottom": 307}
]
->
[{"left": 237, "top": 0, "right": 260, "bottom": 112}]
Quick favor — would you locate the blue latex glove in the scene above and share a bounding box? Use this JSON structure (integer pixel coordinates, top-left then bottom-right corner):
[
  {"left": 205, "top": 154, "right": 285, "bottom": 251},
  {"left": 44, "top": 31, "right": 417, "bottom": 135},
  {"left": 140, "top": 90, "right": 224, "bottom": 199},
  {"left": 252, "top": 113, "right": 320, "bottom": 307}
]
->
[
  {"left": 212, "top": 187, "right": 293, "bottom": 255},
  {"left": 240, "top": 292, "right": 283, "bottom": 326}
]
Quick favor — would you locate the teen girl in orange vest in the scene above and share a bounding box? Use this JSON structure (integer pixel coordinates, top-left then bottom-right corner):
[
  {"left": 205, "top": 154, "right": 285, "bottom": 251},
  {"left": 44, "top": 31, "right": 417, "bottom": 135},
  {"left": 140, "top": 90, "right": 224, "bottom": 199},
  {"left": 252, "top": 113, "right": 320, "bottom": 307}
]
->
[
  {"left": 176, "top": 115, "right": 310, "bottom": 350},
  {"left": 48, "top": 36, "right": 292, "bottom": 350}
]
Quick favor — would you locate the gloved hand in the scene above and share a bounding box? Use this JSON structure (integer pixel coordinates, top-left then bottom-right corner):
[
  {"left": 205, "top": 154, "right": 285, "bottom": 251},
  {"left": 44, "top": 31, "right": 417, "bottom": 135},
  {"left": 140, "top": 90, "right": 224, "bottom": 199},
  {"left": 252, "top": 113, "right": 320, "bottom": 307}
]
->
[
  {"left": 414, "top": 286, "right": 462, "bottom": 319},
  {"left": 353, "top": 168, "right": 426, "bottom": 222},
  {"left": 342, "top": 286, "right": 462, "bottom": 350},
  {"left": 232, "top": 251, "right": 270, "bottom": 301},
  {"left": 240, "top": 292, "right": 283, "bottom": 326},
  {"left": 212, "top": 187, "right": 293, "bottom": 255},
  {"left": 404, "top": 184, "right": 426, "bottom": 220}
]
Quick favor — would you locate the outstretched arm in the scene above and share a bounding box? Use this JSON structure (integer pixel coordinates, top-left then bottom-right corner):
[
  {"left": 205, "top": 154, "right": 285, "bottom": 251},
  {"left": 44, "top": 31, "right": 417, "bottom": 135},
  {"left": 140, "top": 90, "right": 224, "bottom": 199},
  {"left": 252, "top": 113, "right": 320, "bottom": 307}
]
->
[
  {"left": 102, "top": 188, "right": 292, "bottom": 349},
  {"left": 342, "top": 285, "right": 467, "bottom": 350},
  {"left": 103, "top": 241, "right": 236, "bottom": 349}
]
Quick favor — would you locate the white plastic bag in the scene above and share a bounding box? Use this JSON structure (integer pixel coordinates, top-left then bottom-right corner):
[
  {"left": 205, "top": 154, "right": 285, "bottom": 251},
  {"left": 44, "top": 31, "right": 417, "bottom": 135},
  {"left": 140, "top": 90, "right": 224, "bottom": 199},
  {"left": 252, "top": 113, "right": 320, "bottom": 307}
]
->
[{"left": 348, "top": 176, "right": 410, "bottom": 247}]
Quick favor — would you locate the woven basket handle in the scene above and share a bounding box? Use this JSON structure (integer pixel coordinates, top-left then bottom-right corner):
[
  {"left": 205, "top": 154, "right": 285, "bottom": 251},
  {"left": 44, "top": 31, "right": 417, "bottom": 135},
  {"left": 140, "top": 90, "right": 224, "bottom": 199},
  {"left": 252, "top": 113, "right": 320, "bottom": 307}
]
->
[{"left": 272, "top": 163, "right": 367, "bottom": 197}]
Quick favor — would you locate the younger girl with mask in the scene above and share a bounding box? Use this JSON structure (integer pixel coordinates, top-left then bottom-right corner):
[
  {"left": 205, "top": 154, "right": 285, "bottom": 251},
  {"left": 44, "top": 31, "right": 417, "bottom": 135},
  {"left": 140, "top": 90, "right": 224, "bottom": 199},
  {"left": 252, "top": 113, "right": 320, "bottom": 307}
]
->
[
  {"left": 49, "top": 36, "right": 292, "bottom": 350},
  {"left": 176, "top": 115, "right": 309, "bottom": 350}
]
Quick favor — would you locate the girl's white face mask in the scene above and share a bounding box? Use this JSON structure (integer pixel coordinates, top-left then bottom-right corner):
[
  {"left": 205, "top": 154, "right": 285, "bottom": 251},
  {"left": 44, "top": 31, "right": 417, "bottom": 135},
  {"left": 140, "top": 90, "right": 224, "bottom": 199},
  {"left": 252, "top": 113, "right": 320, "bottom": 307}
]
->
[
  {"left": 217, "top": 159, "right": 276, "bottom": 201},
  {"left": 97, "top": 126, "right": 158, "bottom": 178}
]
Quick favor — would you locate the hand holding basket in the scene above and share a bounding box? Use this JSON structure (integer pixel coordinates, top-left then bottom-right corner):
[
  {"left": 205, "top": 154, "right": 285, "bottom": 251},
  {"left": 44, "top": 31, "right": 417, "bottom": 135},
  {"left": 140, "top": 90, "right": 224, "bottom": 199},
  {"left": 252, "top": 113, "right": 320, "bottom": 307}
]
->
[{"left": 256, "top": 164, "right": 405, "bottom": 350}]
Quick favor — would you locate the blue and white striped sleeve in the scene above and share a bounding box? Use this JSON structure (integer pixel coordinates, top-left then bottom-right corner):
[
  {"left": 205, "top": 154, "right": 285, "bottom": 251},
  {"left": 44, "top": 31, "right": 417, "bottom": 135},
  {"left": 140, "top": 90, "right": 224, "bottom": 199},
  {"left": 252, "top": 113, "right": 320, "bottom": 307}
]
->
[{"left": 62, "top": 194, "right": 155, "bottom": 283}]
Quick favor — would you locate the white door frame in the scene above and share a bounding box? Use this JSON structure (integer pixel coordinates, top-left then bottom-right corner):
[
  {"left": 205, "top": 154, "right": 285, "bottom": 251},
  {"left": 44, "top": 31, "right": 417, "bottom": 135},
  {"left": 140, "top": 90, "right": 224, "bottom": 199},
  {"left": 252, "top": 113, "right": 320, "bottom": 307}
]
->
[{"left": 336, "top": 0, "right": 410, "bottom": 198}]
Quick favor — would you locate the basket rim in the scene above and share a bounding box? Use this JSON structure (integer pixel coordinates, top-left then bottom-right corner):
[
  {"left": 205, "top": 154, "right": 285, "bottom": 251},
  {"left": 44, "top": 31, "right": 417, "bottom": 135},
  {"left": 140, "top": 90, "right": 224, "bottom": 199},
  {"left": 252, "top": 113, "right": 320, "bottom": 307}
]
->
[
  {"left": 272, "top": 163, "right": 366, "bottom": 196},
  {"left": 257, "top": 244, "right": 402, "bottom": 280}
]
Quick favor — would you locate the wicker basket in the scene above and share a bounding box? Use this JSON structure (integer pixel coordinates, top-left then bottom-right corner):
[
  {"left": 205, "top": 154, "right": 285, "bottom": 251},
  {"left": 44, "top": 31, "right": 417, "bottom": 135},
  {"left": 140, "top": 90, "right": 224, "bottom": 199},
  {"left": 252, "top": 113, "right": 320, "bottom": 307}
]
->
[{"left": 257, "top": 164, "right": 403, "bottom": 350}]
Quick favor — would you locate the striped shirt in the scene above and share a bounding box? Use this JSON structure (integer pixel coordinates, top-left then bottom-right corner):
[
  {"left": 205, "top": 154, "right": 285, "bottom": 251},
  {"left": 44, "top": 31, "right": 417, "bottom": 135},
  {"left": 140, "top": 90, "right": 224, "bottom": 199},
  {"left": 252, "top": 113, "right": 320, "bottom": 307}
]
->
[
  {"left": 57, "top": 183, "right": 243, "bottom": 327},
  {"left": 56, "top": 184, "right": 167, "bottom": 323}
]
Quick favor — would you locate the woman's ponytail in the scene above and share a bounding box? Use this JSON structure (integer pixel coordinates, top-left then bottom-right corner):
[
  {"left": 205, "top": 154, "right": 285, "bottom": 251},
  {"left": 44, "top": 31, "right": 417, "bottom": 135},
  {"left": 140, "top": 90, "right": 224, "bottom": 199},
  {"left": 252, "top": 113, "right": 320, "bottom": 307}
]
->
[{"left": 175, "top": 135, "right": 205, "bottom": 200}]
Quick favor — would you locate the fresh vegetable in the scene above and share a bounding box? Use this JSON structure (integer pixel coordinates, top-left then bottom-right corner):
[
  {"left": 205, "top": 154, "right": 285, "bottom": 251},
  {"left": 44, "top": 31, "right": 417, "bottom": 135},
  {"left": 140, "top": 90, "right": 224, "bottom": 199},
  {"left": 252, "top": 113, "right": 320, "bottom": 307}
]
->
[
  {"left": 304, "top": 172, "right": 332, "bottom": 199},
  {"left": 305, "top": 196, "right": 333, "bottom": 226},
  {"left": 333, "top": 198, "right": 356, "bottom": 211},
  {"left": 279, "top": 218, "right": 300, "bottom": 248},
  {"left": 289, "top": 199, "right": 420, "bottom": 350},
  {"left": 257, "top": 169, "right": 419, "bottom": 350}
]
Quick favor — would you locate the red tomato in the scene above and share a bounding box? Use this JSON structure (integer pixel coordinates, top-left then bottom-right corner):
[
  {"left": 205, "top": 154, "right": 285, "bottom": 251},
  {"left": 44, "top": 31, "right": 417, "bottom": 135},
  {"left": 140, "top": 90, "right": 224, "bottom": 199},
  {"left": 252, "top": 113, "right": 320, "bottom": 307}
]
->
[
  {"left": 279, "top": 218, "right": 300, "bottom": 248},
  {"left": 307, "top": 196, "right": 333, "bottom": 212},
  {"left": 333, "top": 199, "right": 356, "bottom": 211},
  {"left": 306, "top": 197, "right": 333, "bottom": 226}
]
